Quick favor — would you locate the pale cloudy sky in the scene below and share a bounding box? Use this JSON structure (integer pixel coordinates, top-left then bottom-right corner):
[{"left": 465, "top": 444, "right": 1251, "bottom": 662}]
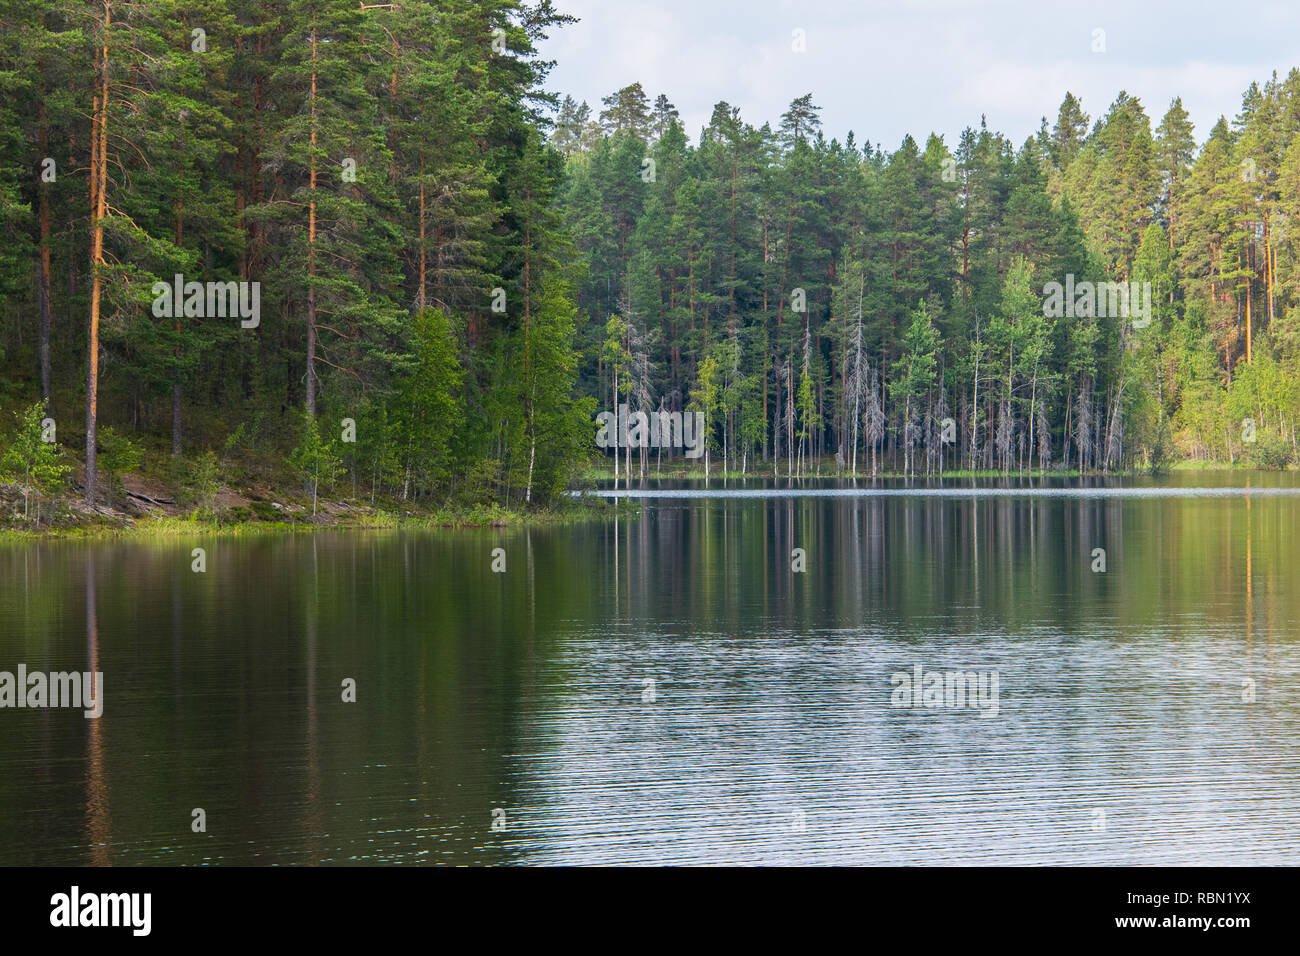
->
[{"left": 538, "top": 0, "right": 1300, "bottom": 151}]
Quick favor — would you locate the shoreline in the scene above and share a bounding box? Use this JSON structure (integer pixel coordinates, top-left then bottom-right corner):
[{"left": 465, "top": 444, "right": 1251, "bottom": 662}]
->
[
  {"left": 3, "top": 462, "right": 1291, "bottom": 540},
  {"left": 0, "top": 496, "right": 625, "bottom": 541}
]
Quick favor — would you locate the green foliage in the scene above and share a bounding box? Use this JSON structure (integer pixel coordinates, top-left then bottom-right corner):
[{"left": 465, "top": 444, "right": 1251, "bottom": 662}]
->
[
  {"left": 291, "top": 415, "right": 343, "bottom": 516},
  {"left": 189, "top": 450, "right": 221, "bottom": 511},
  {"left": 560, "top": 76, "right": 1300, "bottom": 476},
  {"left": 0, "top": 0, "right": 590, "bottom": 512},
  {"left": 391, "top": 309, "right": 463, "bottom": 501},
  {"left": 517, "top": 274, "right": 598, "bottom": 503},
  {"left": 2, "top": 3, "right": 1300, "bottom": 504},
  {"left": 1149, "top": 418, "right": 1174, "bottom": 476},
  {"left": 1243, "top": 432, "right": 1294, "bottom": 470},
  {"left": 892, "top": 301, "right": 940, "bottom": 403},
  {"left": 1, "top": 403, "right": 69, "bottom": 522},
  {"left": 97, "top": 427, "right": 141, "bottom": 501}
]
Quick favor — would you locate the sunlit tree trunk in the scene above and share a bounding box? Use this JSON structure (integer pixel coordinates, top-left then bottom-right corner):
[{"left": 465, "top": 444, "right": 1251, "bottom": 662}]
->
[{"left": 85, "top": 1, "right": 112, "bottom": 505}]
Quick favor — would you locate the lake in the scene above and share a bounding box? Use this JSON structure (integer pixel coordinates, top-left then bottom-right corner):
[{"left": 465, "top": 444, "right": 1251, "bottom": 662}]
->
[{"left": 2, "top": 474, "right": 1299, "bottom": 865}]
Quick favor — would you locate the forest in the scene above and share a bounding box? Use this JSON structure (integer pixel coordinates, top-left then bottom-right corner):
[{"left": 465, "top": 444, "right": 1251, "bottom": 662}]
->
[
  {"left": 558, "top": 80, "right": 1300, "bottom": 479},
  {"left": 2, "top": 1, "right": 1299, "bottom": 524}
]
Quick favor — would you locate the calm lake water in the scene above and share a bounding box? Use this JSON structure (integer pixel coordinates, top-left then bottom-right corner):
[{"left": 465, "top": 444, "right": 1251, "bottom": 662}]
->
[{"left": 2, "top": 474, "right": 1299, "bottom": 865}]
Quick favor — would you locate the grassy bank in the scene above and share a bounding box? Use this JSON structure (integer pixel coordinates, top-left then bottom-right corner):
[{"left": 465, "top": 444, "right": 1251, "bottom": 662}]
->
[
  {"left": 0, "top": 457, "right": 626, "bottom": 538},
  {"left": 0, "top": 498, "right": 627, "bottom": 540}
]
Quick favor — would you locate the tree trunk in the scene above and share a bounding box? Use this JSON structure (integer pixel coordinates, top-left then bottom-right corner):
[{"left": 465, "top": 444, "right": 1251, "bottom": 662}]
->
[
  {"left": 305, "top": 28, "right": 319, "bottom": 418},
  {"left": 86, "top": 3, "right": 112, "bottom": 506},
  {"left": 37, "top": 77, "right": 52, "bottom": 408}
]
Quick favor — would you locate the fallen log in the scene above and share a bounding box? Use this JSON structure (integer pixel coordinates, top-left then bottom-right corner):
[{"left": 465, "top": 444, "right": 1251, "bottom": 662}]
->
[{"left": 126, "top": 490, "right": 176, "bottom": 505}]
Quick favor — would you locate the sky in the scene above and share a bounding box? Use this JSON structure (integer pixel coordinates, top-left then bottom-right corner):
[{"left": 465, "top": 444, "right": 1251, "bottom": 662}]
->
[{"left": 537, "top": 0, "right": 1300, "bottom": 151}]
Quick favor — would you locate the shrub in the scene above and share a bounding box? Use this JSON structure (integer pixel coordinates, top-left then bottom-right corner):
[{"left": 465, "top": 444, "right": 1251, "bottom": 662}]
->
[
  {"left": 291, "top": 415, "right": 341, "bottom": 515},
  {"left": 97, "top": 426, "right": 141, "bottom": 502},
  {"left": 0, "top": 403, "right": 70, "bottom": 522},
  {"left": 190, "top": 450, "right": 221, "bottom": 509},
  {"left": 1244, "top": 432, "right": 1294, "bottom": 470}
]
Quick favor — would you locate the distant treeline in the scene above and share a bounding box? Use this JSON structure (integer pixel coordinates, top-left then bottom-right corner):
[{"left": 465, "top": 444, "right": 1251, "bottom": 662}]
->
[{"left": 555, "top": 78, "right": 1300, "bottom": 476}]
